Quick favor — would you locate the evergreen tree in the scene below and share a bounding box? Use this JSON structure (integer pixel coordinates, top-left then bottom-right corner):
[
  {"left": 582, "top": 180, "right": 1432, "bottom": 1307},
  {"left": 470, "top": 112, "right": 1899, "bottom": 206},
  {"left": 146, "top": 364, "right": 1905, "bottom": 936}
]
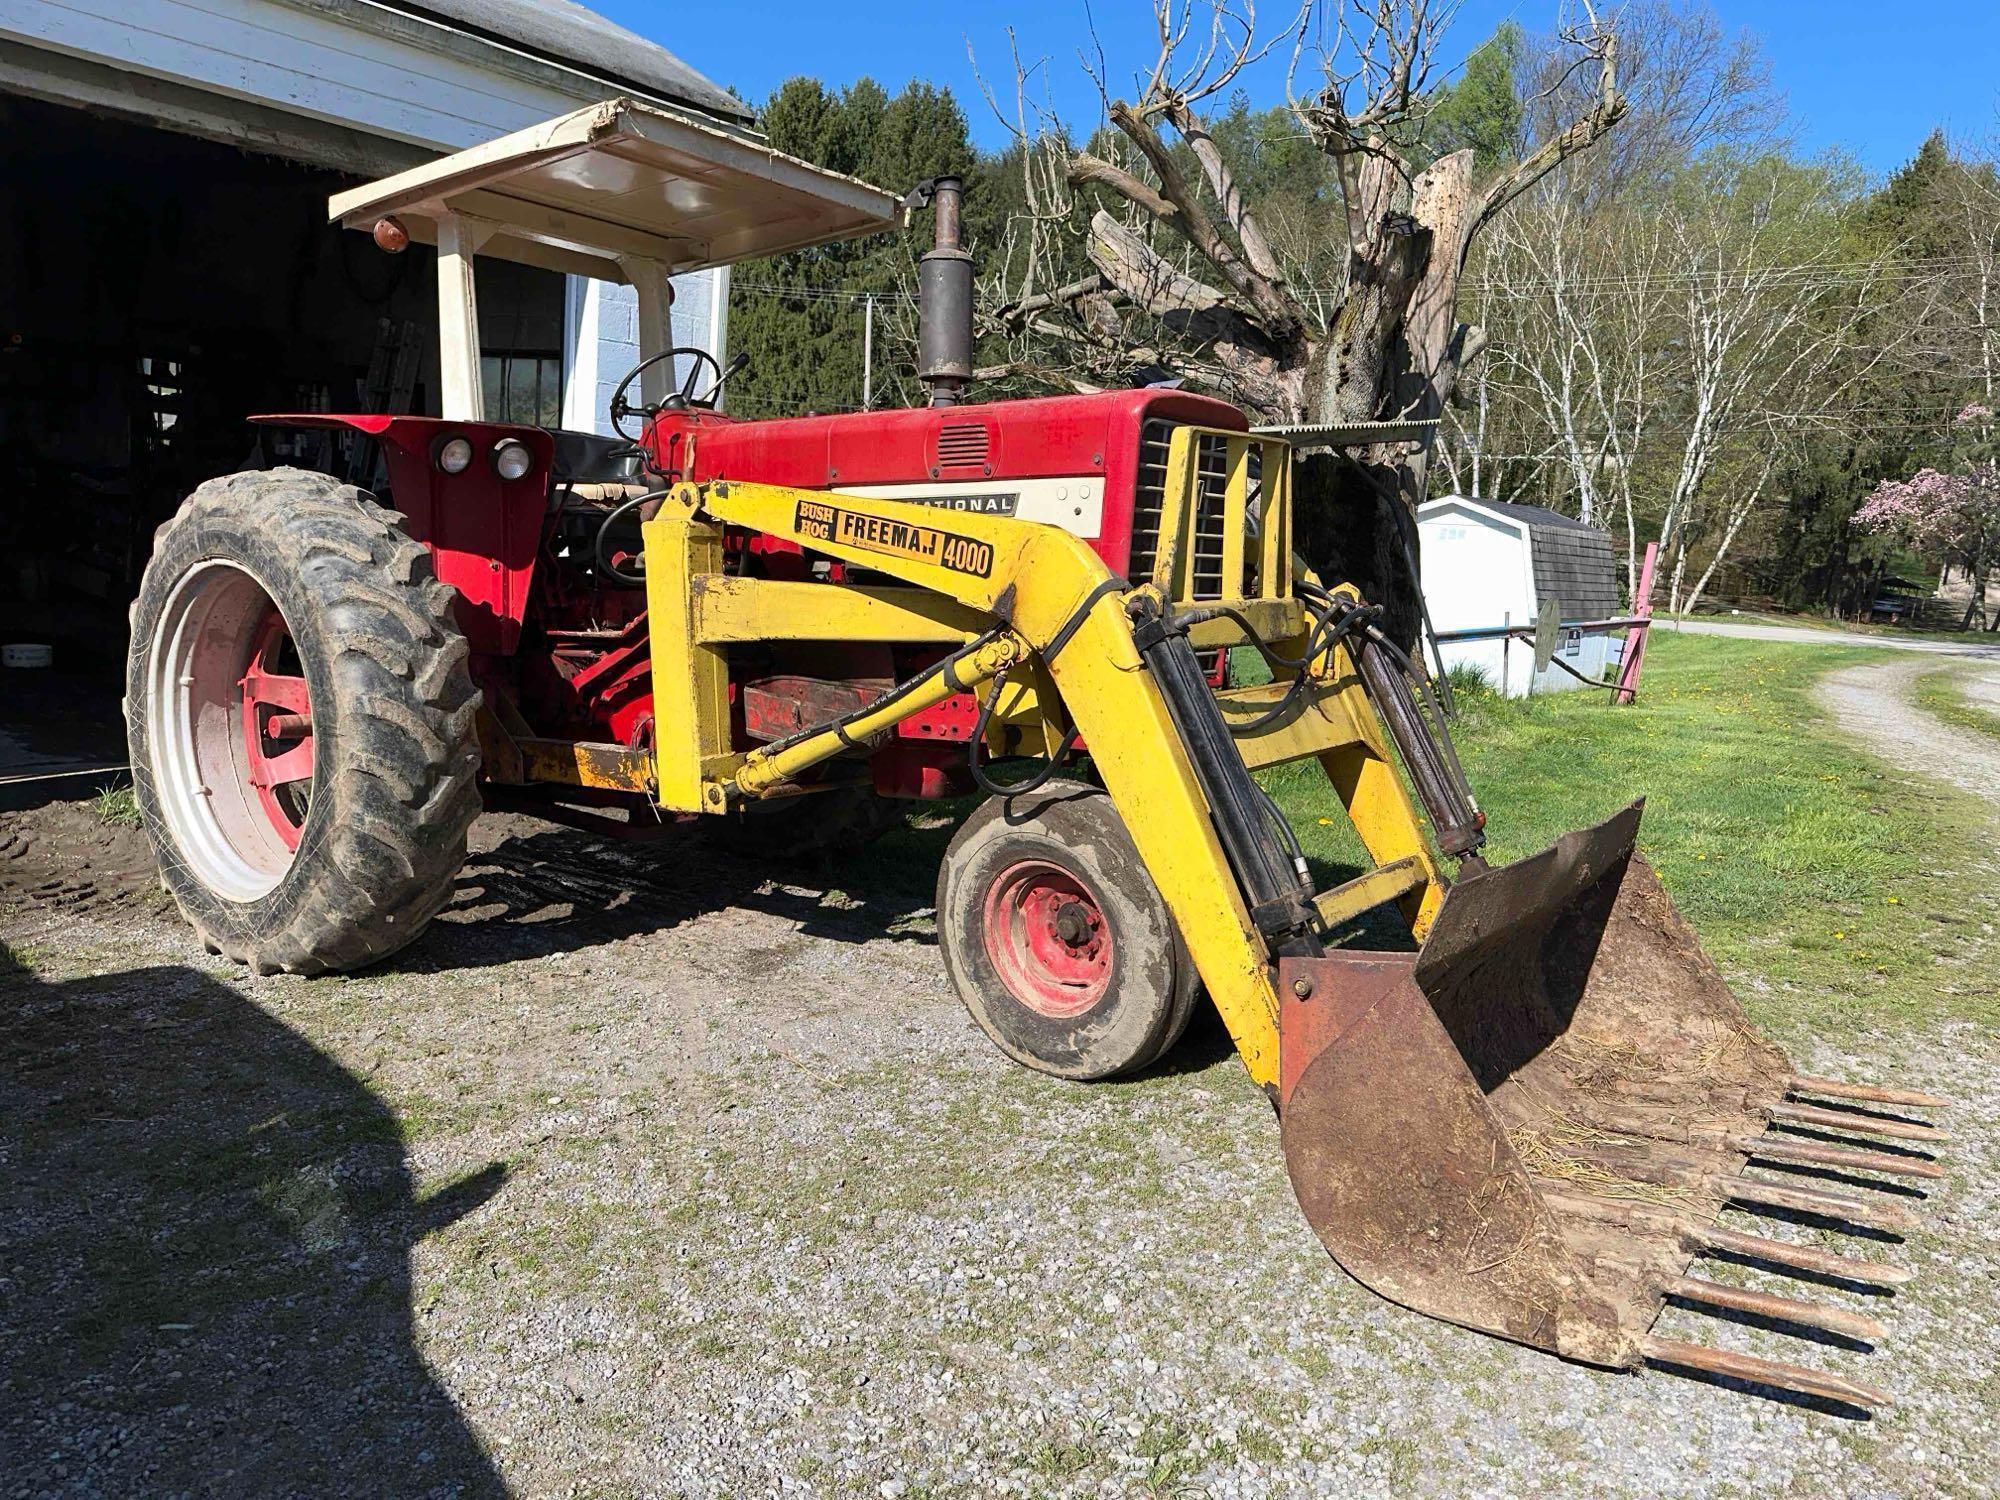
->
[
  {"left": 1417, "top": 23, "right": 1528, "bottom": 174},
  {"left": 728, "top": 78, "right": 974, "bottom": 417},
  {"left": 1861, "top": 129, "right": 1955, "bottom": 257}
]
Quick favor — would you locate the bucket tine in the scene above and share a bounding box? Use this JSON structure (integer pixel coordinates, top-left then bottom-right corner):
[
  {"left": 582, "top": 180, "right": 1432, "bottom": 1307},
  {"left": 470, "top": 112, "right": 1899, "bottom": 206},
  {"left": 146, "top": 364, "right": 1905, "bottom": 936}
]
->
[
  {"left": 1272, "top": 797, "right": 1941, "bottom": 1402},
  {"left": 1712, "top": 1176, "right": 1917, "bottom": 1234},
  {"left": 1659, "top": 1275, "right": 1888, "bottom": 1342},
  {"left": 1789, "top": 1075, "right": 1947, "bottom": 1111},
  {"left": 1734, "top": 1135, "right": 1945, "bottom": 1181},
  {"left": 1539, "top": 1194, "right": 1915, "bottom": 1288},
  {"left": 1767, "top": 1101, "right": 1949, "bottom": 1144},
  {"left": 1683, "top": 1224, "right": 1913, "bottom": 1288},
  {"left": 1639, "top": 1336, "right": 1893, "bottom": 1411}
]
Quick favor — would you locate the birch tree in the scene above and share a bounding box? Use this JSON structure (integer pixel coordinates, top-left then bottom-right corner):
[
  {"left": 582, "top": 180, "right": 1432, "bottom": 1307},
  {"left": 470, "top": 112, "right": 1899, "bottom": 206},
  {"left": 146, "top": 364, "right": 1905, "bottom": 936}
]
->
[
  {"left": 1652, "top": 158, "right": 1895, "bottom": 616},
  {"left": 1466, "top": 152, "right": 1895, "bottom": 616},
  {"left": 1473, "top": 190, "right": 1675, "bottom": 588}
]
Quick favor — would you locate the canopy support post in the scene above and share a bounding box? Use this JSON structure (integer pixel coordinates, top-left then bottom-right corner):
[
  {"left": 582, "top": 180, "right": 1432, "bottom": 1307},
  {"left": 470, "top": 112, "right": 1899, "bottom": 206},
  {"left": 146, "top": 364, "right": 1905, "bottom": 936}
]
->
[
  {"left": 437, "top": 213, "right": 494, "bottom": 421},
  {"left": 619, "top": 255, "right": 676, "bottom": 407}
]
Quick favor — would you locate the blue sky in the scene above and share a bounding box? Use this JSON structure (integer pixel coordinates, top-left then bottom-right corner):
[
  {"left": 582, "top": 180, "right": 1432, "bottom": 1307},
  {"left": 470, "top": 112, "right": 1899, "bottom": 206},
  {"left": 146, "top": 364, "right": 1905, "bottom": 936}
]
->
[{"left": 600, "top": 0, "right": 2000, "bottom": 178}]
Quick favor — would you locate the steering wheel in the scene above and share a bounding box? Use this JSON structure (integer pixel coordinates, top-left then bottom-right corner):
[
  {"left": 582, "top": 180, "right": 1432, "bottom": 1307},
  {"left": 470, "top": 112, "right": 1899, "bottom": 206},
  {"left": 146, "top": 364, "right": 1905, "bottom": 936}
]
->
[{"left": 608, "top": 346, "right": 724, "bottom": 439}]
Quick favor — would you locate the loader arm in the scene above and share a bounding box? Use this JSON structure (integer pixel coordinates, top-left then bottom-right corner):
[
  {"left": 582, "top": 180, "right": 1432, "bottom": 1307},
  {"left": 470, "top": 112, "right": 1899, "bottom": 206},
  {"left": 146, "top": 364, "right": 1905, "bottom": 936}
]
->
[{"left": 646, "top": 477, "right": 1433, "bottom": 1088}]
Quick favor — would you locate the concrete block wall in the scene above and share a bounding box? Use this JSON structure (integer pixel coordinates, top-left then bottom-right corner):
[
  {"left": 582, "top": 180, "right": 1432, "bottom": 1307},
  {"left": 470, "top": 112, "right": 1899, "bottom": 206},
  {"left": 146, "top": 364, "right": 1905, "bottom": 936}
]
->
[{"left": 561, "top": 268, "right": 727, "bottom": 435}]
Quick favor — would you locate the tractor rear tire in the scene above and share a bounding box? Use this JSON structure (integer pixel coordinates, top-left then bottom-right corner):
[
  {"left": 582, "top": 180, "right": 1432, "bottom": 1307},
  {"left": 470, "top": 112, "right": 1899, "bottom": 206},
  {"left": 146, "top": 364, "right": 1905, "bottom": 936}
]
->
[
  {"left": 125, "top": 468, "right": 481, "bottom": 975},
  {"left": 937, "top": 779, "right": 1198, "bottom": 1081}
]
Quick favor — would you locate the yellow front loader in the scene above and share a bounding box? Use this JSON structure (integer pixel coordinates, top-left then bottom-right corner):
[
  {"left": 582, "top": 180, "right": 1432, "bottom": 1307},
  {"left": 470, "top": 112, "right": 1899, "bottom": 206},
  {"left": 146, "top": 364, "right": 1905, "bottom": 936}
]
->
[
  {"left": 637, "top": 459, "right": 1942, "bottom": 1414},
  {"left": 128, "top": 110, "right": 1940, "bottom": 1414}
]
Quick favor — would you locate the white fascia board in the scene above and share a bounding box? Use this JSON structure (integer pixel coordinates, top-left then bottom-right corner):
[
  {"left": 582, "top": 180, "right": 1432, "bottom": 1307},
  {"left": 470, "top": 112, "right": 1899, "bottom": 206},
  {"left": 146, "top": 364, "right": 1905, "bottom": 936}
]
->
[
  {"left": 1422, "top": 495, "right": 1530, "bottom": 540},
  {"left": 0, "top": 0, "right": 596, "bottom": 153}
]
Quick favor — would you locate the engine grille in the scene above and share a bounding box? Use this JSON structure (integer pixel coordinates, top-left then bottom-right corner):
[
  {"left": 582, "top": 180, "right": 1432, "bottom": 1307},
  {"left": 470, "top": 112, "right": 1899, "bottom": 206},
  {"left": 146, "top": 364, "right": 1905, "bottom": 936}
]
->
[
  {"left": 936, "top": 422, "right": 990, "bottom": 474},
  {"left": 1128, "top": 421, "right": 1264, "bottom": 600}
]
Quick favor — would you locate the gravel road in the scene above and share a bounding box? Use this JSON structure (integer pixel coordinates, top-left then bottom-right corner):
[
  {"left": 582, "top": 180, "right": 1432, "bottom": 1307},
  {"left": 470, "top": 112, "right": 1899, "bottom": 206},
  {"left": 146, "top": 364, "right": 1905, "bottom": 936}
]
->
[
  {"left": 1677, "top": 619, "right": 2000, "bottom": 660},
  {"left": 1819, "top": 657, "right": 2000, "bottom": 800},
  {"left": 4, "top": 678, "right": 1997, "bottom": 1497}
]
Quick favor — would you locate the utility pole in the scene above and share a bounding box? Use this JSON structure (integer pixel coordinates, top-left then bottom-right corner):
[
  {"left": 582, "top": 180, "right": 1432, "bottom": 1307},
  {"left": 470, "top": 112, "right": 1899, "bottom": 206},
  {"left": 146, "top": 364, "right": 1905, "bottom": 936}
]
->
[{"left": 862, "top": 295, "right": 875, "bottom": 411}]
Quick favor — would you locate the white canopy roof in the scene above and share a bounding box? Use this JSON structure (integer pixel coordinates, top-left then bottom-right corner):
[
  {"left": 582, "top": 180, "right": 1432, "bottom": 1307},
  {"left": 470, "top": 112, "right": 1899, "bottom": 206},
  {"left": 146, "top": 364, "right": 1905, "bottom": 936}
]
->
[{"left": 328, "top": 96, "right": 904, "bottom": 281}]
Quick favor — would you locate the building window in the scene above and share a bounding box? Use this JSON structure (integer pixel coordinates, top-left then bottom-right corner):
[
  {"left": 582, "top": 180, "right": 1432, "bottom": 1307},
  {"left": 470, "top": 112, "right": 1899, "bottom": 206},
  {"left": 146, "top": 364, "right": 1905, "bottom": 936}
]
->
[
  {"left": 481, "top": 351, "right": 563, "bottom": 426},
  {"left": 138, "top": 356, "right": 184, "bottom": 445}
]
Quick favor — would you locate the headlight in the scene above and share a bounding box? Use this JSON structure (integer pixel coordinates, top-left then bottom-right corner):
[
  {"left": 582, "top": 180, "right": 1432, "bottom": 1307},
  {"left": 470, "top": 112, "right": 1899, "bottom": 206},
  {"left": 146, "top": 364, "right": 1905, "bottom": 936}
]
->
[
  {"left": 492, "top": 439, "right": 534, "bottom": 481},
  {"left": 436, "top": 436, "right": 473, "bottom": 474}
]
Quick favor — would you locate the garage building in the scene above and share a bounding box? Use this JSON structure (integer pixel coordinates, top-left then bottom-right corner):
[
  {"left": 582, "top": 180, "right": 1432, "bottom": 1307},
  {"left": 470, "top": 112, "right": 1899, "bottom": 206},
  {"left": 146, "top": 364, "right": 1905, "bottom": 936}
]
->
[{"left": 0, "top": 0, "right": 751, "bottom": 796}]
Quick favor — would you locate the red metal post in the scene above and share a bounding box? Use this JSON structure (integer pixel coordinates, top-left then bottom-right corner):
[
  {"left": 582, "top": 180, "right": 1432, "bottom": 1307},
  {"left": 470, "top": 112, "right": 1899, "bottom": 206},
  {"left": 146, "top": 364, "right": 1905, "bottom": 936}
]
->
[{"left": 1613, "top": 541, "right": 1659, "bottom": 706}]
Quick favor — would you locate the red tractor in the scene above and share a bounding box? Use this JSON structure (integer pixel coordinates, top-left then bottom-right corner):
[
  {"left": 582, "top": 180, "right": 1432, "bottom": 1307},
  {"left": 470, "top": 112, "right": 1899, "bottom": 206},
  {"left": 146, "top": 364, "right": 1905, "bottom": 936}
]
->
[
  {"left": 123, "top": 98, "right": 1940, "bottom": 1408},
  {"left": 125, "top": 102, "right": 1264, "bottom": 1000}
]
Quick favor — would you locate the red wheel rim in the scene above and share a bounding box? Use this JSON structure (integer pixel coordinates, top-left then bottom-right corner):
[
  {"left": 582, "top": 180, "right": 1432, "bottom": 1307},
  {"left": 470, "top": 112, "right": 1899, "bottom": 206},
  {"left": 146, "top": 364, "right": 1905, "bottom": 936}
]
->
[
  {"left": 981, "top": 859, "right": 1114, "bottom": 1018},
  {"left": 237, "top": 606, "right": 315, "bottom": 850}
]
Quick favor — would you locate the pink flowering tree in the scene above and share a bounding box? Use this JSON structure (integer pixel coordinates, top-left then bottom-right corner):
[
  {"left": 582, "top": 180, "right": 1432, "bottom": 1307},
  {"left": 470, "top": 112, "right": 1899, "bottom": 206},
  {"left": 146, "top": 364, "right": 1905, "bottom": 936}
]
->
[{"left": 1854, "top": 404, "right": 2000, "bottom": 630}]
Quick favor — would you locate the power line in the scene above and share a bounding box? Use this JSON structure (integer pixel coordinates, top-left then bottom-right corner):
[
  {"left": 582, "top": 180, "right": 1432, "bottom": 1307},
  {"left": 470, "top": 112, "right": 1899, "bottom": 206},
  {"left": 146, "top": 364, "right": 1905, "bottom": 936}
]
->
[{"left": 732, "top": 253, "right": 1992, "bottom": 305}]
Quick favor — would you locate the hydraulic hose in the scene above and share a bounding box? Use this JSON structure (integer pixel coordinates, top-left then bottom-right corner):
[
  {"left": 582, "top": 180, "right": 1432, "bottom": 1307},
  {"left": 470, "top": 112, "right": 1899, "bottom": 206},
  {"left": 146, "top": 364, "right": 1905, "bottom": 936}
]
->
[
  {"left": 1346, "top": 611, "right": 1486, "bottom": 865},
  {"left": 966, "top": 670, "right": 1082, "bottom": 796},
  {"left": 959, "top": 576, "right": 1124, "bottom": 797},
  {"left": 1202, "top": 576, "right": 1486, "bottom": 866},
  {"left": 1129, "top": 593, "right": 1322, "bottom": 959}
]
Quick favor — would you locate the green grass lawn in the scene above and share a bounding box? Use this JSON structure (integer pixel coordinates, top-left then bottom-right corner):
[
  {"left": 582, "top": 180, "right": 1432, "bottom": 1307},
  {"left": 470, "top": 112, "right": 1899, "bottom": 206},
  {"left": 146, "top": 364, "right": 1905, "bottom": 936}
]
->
[
  {"left": 1915, "top": 665, "right": 2000, "bottom": 743},
  {"left": 1262, "top": 631, "right": 1998, "bottom": 1040}
]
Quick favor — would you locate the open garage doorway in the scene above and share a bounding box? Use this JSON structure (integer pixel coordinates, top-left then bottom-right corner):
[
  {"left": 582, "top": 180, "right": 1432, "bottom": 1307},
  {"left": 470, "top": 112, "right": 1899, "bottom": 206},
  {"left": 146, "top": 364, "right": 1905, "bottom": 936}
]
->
[{"left": 0, "top": 96, "right": 564, "bottom": 804}]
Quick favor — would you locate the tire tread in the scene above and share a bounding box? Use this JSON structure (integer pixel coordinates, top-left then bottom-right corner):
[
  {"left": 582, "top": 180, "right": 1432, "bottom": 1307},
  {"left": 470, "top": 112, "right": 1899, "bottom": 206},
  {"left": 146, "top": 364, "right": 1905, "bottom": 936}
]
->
[{"left": 127, "top": 467, "right": 480, "bottom": 974}]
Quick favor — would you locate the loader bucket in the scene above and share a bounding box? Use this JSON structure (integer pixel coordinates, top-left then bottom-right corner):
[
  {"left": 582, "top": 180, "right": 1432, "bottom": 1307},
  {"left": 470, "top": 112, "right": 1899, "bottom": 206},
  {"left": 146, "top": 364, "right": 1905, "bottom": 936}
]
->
[{"left": 1277, "top": 801, "right": 1944, "bottom": 1410}]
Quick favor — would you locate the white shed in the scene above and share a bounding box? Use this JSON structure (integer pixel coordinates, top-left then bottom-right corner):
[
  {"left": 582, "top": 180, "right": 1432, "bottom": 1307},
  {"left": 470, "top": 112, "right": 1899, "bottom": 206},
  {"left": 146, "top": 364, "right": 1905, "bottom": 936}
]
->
[{"left": 1418, "top": 496, "right": 1622, "bottom": 697}]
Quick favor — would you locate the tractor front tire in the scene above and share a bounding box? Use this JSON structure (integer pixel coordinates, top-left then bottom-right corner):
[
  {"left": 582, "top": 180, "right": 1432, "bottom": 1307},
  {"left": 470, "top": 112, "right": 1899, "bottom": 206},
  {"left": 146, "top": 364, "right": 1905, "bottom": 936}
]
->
[
  {"left": 126, "top": 468, "right": 481, "bottom": 975},
  {"left": 937, "top": 779, "right": 1198, "bottom": 1080}
]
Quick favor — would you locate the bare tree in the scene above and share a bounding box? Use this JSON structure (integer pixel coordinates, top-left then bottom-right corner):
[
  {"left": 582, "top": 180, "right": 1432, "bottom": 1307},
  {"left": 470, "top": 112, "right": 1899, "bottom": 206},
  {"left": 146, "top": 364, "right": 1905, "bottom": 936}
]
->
[
  {"left": 1436, "top": 1, "right": 1787, "bottom": 603},
  {"left": 1932, "top": 136, "right": 2000, "bottom": 406},
  {"left": 1472, "top": 189, "right": 1675, "bottom": 589},
  {"left": 1523, "top": 0, "right": 1777, "bottom": 204},
  {"left": 981, "top": 0, "right": 1628, "bottom": 641},
  {"left": 1652, "top": 163, "right": 1900, "bottom": 617}
]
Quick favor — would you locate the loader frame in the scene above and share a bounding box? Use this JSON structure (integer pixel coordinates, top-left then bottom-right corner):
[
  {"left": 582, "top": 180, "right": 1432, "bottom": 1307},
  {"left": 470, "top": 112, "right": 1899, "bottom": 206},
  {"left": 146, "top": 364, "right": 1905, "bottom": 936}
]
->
[{"left": 636, "top": 430, "right": 1445, "bottom": 1091}]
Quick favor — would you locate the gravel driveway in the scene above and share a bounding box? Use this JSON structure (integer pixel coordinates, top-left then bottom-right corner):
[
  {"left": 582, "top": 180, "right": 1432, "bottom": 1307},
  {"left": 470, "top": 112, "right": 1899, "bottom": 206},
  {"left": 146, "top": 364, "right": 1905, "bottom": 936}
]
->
[
  {"left": 1819, "top": 657, "right": 2000, "bottom": 800},
  {"left": 1959, "top": 665, "right": 2000, "bottom": 721},
  {"left": 1677, "top": 619, "right": 2000, "bottom": 660},
  {"left": 4, "top": 699, "right": 1996, "bottom": 1496}
]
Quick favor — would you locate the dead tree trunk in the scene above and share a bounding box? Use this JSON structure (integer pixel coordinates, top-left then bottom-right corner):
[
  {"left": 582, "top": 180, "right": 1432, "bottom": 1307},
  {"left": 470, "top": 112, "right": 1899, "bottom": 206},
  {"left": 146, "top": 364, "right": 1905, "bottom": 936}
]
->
[{"left": 989, "top": 2, "right": 1624, "bottom": 649}]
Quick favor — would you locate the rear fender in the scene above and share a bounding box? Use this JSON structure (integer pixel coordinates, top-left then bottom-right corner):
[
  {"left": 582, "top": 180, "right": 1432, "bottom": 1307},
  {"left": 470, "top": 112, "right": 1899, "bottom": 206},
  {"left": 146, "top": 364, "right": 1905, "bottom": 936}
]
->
[{"left": 250, "top": 414, "right": 554, "bottom": 655}]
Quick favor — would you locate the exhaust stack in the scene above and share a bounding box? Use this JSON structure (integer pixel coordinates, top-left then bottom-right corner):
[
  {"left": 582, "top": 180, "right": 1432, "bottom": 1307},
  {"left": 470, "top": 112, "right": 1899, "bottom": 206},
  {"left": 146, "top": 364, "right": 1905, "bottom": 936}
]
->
[{"left": 917, "top": 175, "right": 973, "bottom": 407}]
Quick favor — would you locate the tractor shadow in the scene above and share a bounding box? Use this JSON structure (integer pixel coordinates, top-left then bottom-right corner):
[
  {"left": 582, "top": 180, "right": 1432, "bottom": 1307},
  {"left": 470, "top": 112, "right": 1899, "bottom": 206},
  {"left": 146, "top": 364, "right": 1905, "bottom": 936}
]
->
[
  {"left": 407, "top": 818, "right": 1400, "bottom": 1080},
  {"left": 414, "top": 812, "right": 1408, "bottom": 982},
  {"left": 0, "top": 948, "right": 508, "bottom": 1494},
  {"left": 402, "top": 809, "right": 957, "bottom": 975}
]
